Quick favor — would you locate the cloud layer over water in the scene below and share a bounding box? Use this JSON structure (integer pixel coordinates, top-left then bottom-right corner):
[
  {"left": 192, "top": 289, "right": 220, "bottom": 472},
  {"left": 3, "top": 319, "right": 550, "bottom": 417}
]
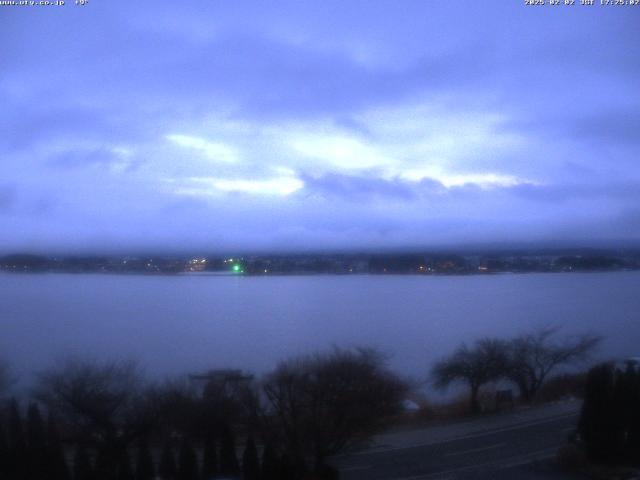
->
[{"left": 1, "top": 1, "right": 639, "bottom": 252}]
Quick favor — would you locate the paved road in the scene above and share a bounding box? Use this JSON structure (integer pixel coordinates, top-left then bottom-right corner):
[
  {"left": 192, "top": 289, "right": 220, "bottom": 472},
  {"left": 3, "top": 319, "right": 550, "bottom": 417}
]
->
[{"left": 332, "top": 404, "right": 582, "bottom": 479}]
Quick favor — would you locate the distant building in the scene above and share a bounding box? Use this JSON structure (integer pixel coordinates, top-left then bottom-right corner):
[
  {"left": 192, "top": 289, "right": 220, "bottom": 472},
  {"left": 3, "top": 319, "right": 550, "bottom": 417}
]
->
[{"left": 186, "top": 257, "right": 208, "bottom": 272}]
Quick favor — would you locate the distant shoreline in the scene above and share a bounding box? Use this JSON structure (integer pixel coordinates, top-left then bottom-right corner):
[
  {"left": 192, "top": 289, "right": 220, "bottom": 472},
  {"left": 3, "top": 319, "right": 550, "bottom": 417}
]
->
[
  {"left": 2, "top": 251, "right": 638, "bottom": 277},
  {"left": 1, "top": 268, "right": 638, "bottom": 278}
]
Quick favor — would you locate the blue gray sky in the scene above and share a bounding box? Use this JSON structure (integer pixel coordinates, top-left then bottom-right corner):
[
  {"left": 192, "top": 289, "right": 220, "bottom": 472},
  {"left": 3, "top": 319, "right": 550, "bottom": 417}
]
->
[{"left": 1, "top": 1, "right": 639, "bottom": 253}]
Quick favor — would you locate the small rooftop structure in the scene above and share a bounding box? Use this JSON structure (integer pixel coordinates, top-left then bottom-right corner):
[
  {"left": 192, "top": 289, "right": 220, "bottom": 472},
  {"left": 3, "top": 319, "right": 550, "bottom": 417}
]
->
[{"left": 189, "top": 369, "right": 254, "bottom": 383}]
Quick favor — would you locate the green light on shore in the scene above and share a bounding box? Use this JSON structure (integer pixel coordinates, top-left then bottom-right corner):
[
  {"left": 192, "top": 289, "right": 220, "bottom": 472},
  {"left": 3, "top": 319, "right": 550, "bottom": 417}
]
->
[{"left": 233, "top": 264, "right": 241, "bottom": 272}]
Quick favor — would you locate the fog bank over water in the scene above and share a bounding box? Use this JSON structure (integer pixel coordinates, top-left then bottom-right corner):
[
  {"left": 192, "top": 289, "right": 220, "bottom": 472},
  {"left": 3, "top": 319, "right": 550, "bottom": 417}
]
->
[{"left": 2, "top": 271, "right": 638, "bottom": 394}]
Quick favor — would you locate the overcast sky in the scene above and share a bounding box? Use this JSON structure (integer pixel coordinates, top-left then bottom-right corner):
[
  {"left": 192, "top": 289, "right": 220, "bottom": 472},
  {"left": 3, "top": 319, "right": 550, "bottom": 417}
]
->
[{"left": 1, "top": 1, "right": 639, "bottom": 253}]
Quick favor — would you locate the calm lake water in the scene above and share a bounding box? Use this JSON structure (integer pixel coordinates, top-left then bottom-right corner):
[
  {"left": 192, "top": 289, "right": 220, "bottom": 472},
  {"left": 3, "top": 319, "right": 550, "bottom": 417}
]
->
[{"left": 1, "top": 271, "right": 639, "bottom": 392}]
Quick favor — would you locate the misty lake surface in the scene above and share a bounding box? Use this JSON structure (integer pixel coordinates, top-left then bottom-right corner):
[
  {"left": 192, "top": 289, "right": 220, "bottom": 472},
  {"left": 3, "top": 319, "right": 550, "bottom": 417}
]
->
[{"left": 1, "top": 271, "right": 639, "bottom": 393}]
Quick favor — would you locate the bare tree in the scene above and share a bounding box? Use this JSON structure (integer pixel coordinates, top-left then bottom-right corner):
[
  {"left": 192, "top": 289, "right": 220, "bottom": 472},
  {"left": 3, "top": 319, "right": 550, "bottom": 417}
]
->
[
  {"left": 0, "top": 357, "right": 12, "bottom": 397},
  {"left": 262, "top": 347, "right": 407, "bottom": 473},
  {"left": 33, "top": 357, "right": 152, "bottom": 478},
  {"left": 432, "top": 338, "right": 508, "bottom": 414},
  {"left": 145, "top": 377, "right": 204, "bottom": 439},
  {"left": 506, "top": 328, "right": 601, "bottom": 403},
  {"left": 197, "top": 369, "right": 260, "bottom": 431}
]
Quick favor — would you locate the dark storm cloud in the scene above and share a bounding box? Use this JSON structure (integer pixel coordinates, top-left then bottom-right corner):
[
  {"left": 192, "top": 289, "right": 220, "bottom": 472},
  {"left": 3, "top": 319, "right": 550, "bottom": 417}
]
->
[
  {"left": 1, "top": 7, "right": 491, "bottom": 120},
  {"left": 301, "top": 173, "right": 412, "bottom": 201},
  {"left": 50, "top": 32, "right": 484, "bottom": 119},
  {"left": 299, "top": 173, "right": 459, "bottom": 202}
]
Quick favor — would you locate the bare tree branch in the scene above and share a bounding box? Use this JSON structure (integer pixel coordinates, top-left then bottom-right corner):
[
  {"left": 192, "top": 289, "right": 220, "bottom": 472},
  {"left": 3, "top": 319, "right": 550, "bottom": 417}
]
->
[
  {"left": 0, "top": 357, "right": 12, "bottom": 397},
  {"left": 506, "top": 328, "right": 601, "bottom": 403},
  {"left": 33, "top": 357, "right": 151, "bottom": 449},
  {"left": 431, "top": 338, "right": 509, "bottom": 414},
  {"left": 262, "top": 347, "right": 407, "bottom": 471}
]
